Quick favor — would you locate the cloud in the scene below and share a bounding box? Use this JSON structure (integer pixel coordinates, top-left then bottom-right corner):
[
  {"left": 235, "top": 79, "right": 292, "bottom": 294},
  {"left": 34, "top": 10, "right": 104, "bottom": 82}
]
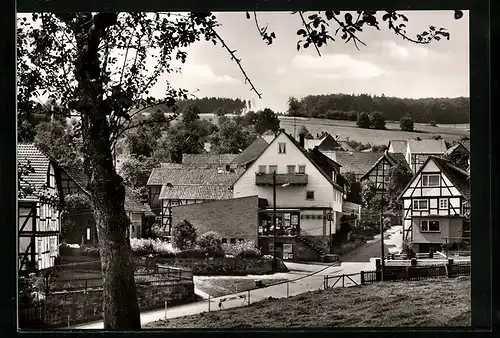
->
[
  {"left": 276, "top": 66, "right": 287, "bottom": 75},
  {"left": 380, "top": 40, "right": 430, "bottom": 60},
  {"left": 178, "top": 64, "right": 239, "bottom": 85},
  {"left": 292, "top": 54, "right": 386, "bottom": 80}
]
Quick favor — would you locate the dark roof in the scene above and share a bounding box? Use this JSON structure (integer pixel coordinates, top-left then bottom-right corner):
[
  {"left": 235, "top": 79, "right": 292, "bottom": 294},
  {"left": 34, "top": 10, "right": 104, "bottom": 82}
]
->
[
  {"left": 408, "top": 139, "right": 447, "bottom": 154},
  {"left": 398, "top": 155, "right": 470, "bottom": 200},
  {"left": 388, "top": 140, "right": 408, "bottom": 154},
  {"left": 147, "top": 164, "right": 244, "bottom": 187},
  {"left": 360, "top": 152, "right": 411, "bottom": 180},
  {"left": 334, "top": 152, "right": 385, "bottom": 176},
  {"left": 182, "top": 154, "right": 237, "bottom": 166},
  {"left": 18, "top": 143, "right": 51, "bottom": 200},
  {"left": 61, "top": 164, "right": 90, "bottom": 194},
  {"left": 460, "top": 140, "right": 470, "bottom": 152},
  {"left": 232, "top": 136, "right": 269, "bottom": 166},
  {"left": 159, "top": 185, "right": 234, "bottom": 200}
]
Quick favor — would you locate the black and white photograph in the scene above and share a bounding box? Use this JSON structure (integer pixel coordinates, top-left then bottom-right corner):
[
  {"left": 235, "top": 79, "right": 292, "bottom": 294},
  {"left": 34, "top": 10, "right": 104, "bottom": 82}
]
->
[{"left": 16, "top": 8, "right": 472, "bottom": 330}]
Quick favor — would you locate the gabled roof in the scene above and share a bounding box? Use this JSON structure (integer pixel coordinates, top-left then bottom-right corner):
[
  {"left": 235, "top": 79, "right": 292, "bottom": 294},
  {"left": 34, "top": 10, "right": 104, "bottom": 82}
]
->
[
  {"left": 360, "top": 152, "right": 411, "bottom": 180},
  {"left": 334, "top": 151, "right": 385, "bottom": 177},
  {"left": 445, "top": 142, "right": 470, "bottom": 156},
  {"left": 18, "top": 143, "right": 50, "bottom": 193},
  {"left": 262, "top": 134, "right": 275, "bottom": 144},
  {"left": 408, "top": 139, "right": 447, "bottom": 154},
  {"left": 147, "top": 164, "right": 244, "bottom": 187},
  {"left": 398, "top": 155, "right": 470, "bottom": 201},
  {"left": 159, "top": 185, "right": 234, "bottom": 200},
  {"left": 233, "top": 130, "right": 344, "bottom": 192},
  {"left": 231, "top": 136, "right": 269, "bottom": 166},
  {"left": 388, "top": 140, "right": 408, "bottom": 154},
  {"left": 337, "top": 141, "right": 356, "bottom": 152},
  {"left": 460, "top": 140, "right": 470, "bottom": 152},
  {"left": 182, "top": 153, "right": 237, "bottom": 166}
]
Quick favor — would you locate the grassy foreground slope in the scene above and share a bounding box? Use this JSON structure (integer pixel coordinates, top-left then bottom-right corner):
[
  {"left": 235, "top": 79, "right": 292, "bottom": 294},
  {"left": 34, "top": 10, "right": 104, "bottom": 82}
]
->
[{"left": 147, "top": 276, "right": 470, "bottom": 328}]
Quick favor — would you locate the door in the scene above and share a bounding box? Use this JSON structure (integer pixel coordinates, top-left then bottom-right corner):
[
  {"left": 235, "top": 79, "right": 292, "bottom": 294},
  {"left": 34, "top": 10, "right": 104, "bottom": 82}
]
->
[{"left": 275, "top": 242, "right": 284, "bottom": 259}]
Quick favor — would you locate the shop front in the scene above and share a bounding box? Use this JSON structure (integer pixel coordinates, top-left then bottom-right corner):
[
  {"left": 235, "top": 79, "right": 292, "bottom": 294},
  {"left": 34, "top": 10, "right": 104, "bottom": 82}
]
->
[{"left": 258, "top": 209, "right": 301, "bottom": 237}]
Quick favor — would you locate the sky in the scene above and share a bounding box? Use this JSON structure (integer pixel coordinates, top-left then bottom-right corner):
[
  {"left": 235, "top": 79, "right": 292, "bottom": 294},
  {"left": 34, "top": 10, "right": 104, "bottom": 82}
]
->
[{"left": 149, "top": 11, "right": 469, "bottom": 112}]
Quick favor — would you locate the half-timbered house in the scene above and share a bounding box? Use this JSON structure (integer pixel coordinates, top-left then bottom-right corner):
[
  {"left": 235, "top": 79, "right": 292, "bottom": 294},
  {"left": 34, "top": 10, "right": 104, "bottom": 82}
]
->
[
  {"left": 399, "top": 156, "right": 470, "bottom": 253},
  {"left": 18, "top": 144, "right": 61, "bottom": 272},
  {"left": 405, "top": 139, "right": 447, "bottom": 173},
  {"left": 360, "top": 151, "right": 410, "bottom": 194}
]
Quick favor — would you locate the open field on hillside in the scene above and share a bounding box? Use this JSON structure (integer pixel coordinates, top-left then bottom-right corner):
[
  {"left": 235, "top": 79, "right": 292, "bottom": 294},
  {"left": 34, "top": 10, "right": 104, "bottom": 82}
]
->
[
  {"left": 278, "top": 116, "right": 469, "bottom": 146},
  {"left": 147, "top": 276, "right": 470, "bottom": 328}
]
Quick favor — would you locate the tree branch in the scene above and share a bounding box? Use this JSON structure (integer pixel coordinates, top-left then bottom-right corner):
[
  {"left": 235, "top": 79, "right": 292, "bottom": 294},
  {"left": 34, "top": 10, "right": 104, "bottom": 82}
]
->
[
  {"left": 298, "top": 12, "right": 322, "bottom": 57},
  {"left": 210, "top": 29, "right": 262, "bottom": 99}
]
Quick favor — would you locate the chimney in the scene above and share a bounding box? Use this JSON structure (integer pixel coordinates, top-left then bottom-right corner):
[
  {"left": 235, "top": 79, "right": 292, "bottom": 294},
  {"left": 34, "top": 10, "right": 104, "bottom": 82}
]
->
[{"left": 299, "top": 134, "right": 305, "bottom": 148}]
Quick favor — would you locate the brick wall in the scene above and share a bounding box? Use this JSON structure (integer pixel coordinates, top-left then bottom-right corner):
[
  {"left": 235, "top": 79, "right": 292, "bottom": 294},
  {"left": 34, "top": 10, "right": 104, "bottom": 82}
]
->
[{"left": 171, "top": 196, "right": 259, "bottom": 242}]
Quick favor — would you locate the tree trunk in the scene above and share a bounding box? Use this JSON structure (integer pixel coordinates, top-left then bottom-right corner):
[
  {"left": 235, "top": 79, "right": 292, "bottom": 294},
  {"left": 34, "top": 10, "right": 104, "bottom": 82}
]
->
[{"left": 72, "top": 13, "right": 141, "bottom": 329}]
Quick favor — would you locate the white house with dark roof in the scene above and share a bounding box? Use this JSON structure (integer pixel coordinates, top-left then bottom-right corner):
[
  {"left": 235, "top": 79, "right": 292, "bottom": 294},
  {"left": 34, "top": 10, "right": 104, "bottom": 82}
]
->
[
  {"left": 233, "top": 130, "right": 346, "bottom": 260},
  {"left": 147, "top": 163, "right": 244, "bottom": 235},
  {"left": 399, "top": 156, "right": 470, "bottom": 253}
]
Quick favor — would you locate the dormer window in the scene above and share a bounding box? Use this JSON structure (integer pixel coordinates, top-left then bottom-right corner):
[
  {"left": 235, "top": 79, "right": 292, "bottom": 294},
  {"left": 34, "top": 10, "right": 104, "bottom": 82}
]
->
[{"left": 278, "top": 143, "right": 286, "bottom": 154}]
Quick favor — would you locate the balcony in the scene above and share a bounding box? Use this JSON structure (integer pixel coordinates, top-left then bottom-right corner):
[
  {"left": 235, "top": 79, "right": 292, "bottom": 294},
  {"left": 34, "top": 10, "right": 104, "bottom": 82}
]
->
[{"left": 255, "top": 173, "right": 308, "bottom": 186}]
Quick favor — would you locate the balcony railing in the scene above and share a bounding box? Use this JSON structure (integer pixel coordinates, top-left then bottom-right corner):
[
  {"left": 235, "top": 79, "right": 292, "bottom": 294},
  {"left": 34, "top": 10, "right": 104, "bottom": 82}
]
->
[{"left": 255, "top": 173, "right": 308, "bottom": 186}]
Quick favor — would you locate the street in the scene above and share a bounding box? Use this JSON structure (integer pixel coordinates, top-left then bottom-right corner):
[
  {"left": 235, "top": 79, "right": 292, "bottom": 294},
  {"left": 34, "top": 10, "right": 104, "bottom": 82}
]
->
[{"left": 71, "top": 226, "right": 402, "bottom": 329}]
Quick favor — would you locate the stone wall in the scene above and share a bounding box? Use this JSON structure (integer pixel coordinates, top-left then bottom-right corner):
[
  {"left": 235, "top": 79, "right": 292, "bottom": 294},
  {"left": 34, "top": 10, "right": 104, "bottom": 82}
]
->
[
  {"left": 154, "top": 257, "right": 288, "bottom": 275},
  {"left": 28, "top": 281, "right": 194, "bottom": 328}
]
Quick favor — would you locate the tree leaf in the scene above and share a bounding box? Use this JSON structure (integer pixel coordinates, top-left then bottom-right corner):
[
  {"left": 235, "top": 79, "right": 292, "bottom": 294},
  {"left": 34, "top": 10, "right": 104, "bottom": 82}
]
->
[
  {"left": 246, "top": 12, "right": 251, "bottom": 19},
  {"left": 297, "top": 29, "right": 306, "bottom": 35},
  {"left": 325, "top": 11, "right": 334, "bottom": 20},
  {"left": 454, "top": 10, "right": 463, "bottom": 20}
]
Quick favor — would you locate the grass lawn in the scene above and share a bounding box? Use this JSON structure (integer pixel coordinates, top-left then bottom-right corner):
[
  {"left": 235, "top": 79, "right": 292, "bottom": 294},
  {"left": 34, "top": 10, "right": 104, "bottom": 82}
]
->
[
  {"left": 148, "top": 276, "right": 470, "bottom": 328},
  {"left": 195, "top": 277, "right": 289, "bottom": 298}
]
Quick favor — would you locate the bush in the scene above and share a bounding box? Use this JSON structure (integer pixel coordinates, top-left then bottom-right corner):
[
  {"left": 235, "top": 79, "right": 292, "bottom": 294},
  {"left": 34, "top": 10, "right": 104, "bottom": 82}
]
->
[
  {"left": 402, "top": 241, "right": 416, "bottom": 258},
  {"left": 222, "top": 240, "right": 261, "bottom": 258},
  {"left": 400, "top": 116, "right": 415, "bottom": 131},
  {"left": 370, "top": 111, "right": 386, "bottom": 130},
  {"left": 171, "top": 219, "right": 198, "bottom": 250},
  {"left": 197, "top": 231, "right": 223, "bottom": 257},
  {"left": 175, "top": 246, "right": 206, "bottom": 258},
  {"left": 130, "top": 238, "right": 155, "bottom": 255},
  {"left": 428, "top": 120, "right": 437, "bottom": 127},
  {"left": 150, "top": 223, "right": 169, "bottom": 238},
  {"left": 356, "top": 112, "right": 371, "bottom": 129}
]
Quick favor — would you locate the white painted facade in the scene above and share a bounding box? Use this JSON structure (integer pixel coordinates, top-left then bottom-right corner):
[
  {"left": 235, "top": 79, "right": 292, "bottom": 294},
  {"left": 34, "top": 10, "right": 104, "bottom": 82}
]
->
[
  {"left": 400, "top": 158, "right": 468, "bottom": 251},
  {"left": 233, "top": 132, "right": 343, "bottom": 236}
]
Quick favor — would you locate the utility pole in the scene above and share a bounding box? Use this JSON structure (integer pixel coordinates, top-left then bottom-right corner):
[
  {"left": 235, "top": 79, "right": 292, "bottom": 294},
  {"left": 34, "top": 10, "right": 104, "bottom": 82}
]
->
[
  {"left": 380, "top": 169, "right": 385, "bottom": 281},
  {"left": 273, "top": 171, "right": 277, "bottom": 273}
]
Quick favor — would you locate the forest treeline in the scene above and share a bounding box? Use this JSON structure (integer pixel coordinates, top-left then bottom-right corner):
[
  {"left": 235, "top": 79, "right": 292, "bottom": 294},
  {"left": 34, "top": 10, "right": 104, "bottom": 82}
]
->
[
  {"left": 157, "top": 97, "right": 250, "bottom": 115},
  {"left": 287, "top": 94, "right": 470, "bottom": 124}
]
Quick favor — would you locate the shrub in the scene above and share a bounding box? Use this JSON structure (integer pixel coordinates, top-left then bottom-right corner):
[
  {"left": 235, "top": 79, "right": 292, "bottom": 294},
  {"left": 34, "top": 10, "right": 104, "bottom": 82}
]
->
[
  {"left": 402, "top": 241, "right": 416, "bottom": 259},
  {"left": 171, "top": 219, "right": 198, "bottom": 250},
  {"left": 370, "top": 111, "right": 386, "bottom": 130},
  {"left": 175, "top": 246, "right": 206, "bottom": 258},
  {"left": 400, "top": 116, "right": 415, "bottom": 131},
  {"left": 356, "top": 112, "right": 371, "bottom": 129},
  {"left": 130, "top": 238, "right": 155, "bottom": 255},
  {"left": 428, "top": 120, "right": 437, "bottom": 127},
  {"left": 197, "top": 231, "right": 223, "bottom": 257},
  {"left": 150, "top": 223, "right": 169, "bottom": 238},
  {"left": 222, "top": 240, "right": 261, "bottom": 258},
  {"left": 151, "top": 239, "right": 178, "bottom": 256}
]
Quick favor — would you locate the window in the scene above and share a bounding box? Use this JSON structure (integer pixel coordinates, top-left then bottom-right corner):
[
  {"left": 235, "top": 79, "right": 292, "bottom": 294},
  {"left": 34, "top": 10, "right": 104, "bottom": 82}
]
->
[
  {"left": 420, "top": 220, "right": 440, "bottom": 232},
  {"left": 422, "top": 174, "right": 440, "bottom": 187},
  {"left": 413, "top": 199, "right": 428, "bottom": 210},
  {"left": 298, "top": 165, "right": 306, "bottom": 174},
  {"left": 439, "top": 198, "right": 448, "bottom": 209},
  {"left": 278, "top": 143, "right": 286, "bottom": 154},
  {"left": 258, "top": 165, "right": 267, "bottom": 173},
  {"left": 230, "top": 238, "right": 236, "bottom": 244},
  {"left": 306, "top": 191, "right": 315, "bottom": 200},
  {"left": 268, "top": 165, "right": 278, "bottom": 174},
  {"left": 287, "top": 165, "right": 295, "bottom": 174},
  {"left": 171, "top": 200, "right": 179, "bottom": 207},
  {"left": 221, "top": 238, "right": 227, "bottom": 244}
]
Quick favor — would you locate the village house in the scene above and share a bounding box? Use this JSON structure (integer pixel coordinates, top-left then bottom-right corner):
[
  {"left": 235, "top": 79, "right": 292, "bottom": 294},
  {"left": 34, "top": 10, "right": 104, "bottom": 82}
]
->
[
  {"left": 360, "top": 151, "right": 411, "bottom": 195},
  {"left": 404, "top": 138, "right": 448, "bottom": 173},
  {"left": 301, "top": 133, "right": 342, "bottom": 152},
  {"left": 146, "top": 162, "right": 244, "bottom": 235},
  {"left": 18, "top": 144, "right": 61, "bottom": 272},
  {"left": 324, "top": 151, "right": 385, "bottom": 181},
  {"left": 387, "top": 140, "right": 408, "bottom": 155},
  {"left": 399, "top": 156, "right": 470, "bottom": 253},
  {"left": 231, "top": 136, "right": 269, "bottom": 169},
  {"left": 444, "top": 140, "right": 470, "bottom": 170},
  {"left": 182, "top": 153, "right": 238, "bottom": 167},
  {"left": 232, "top": 129, "right": 352, "bottom": 261}
]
